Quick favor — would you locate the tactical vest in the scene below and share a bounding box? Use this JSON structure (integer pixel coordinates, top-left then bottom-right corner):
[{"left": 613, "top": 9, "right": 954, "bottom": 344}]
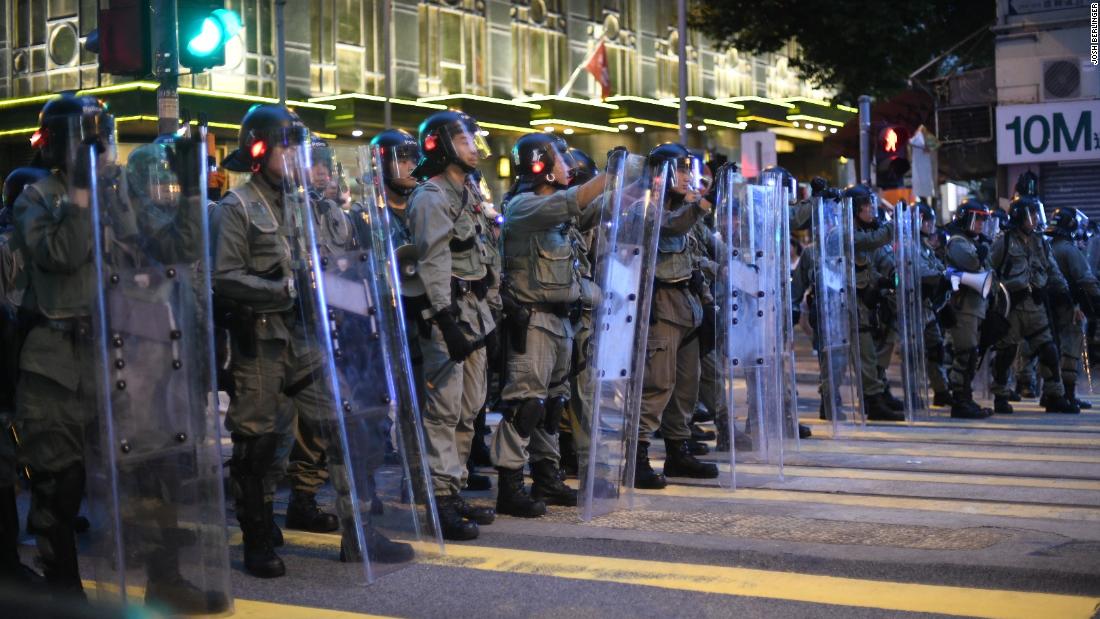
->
[
  {"left": 655, "top": 232, "right": 694, "bottom": 283},
  {"left": 225, "top": 179, "right": 294, "bottom": 313}
]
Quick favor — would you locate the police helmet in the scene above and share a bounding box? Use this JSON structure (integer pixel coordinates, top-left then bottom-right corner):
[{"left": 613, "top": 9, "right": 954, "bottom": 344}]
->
[
  {"left": 954, "top": 199, "right": 992, "bottom": 237},
  {"left": 30, "top": 93, "right": 114, "bottom": 170},
  {"left": 1044, "top": 206, "right": 1086, "bottom": 240},
  {"left": 647, "top": 143, "right": 700, "bottom": 194},
  {"left": 1008, "top": 196, "right": 1043, "bottom": 230},
  {"left": 511, "top": 133, "right": 574, "bottom": 189},
  {"left": 1014, "top": 170, "right": 1038, "bottom": 198},
  {"left": 371, "top": 129, "right": 421, "bottom": 196},
  {"left": 413, "top": 110, "right": 490, "bottom": 178},
  {"left": 222, "top": 104, "right": 307, "bottom": 173},
  {"left": 2, "top": 166, "right": 50, "bottom": 212}
]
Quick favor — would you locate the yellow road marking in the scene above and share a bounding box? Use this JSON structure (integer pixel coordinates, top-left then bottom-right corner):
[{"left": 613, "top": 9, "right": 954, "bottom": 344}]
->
[
  {"left": 795, "top": 441, "right": 1100, "bottom": 464},
  {"left": 230, "top": 599, "right": 396, "bottom": 619},
  {"left": 734, "top": 463, "right": 1100, "bottom": 491},
  {"left": 632, "top": 486, "right": 1100, "bottom": 521},
  {"left": 274, "top": 534, "right": 1100, "bottom": 619},
  {"left": 424, "top": 543, "right": 1098, "bottom": 619}
]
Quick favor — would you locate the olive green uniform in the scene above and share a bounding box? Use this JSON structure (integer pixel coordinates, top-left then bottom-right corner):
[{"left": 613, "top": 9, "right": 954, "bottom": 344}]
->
[
  {"left": 918, "top": 236, "right": 950, "bottom": 395},
  {"left": 945, "top": 231, "right": 991, "bottom": 395},
  {"left": 639, "top": 200, "right": 707, "bottom": 442},
  {"left": 407, "top": 175, "right": 495, "bottom": 497},
  {"left": 492, "top": 186, "right": 585, "bottom": 470},
  {"left": 12, "top": 173, "right": 96, "bottom": 589},
  {"left": 988, "top": 230, "right": 1069, "bottom": 398},
  {"left": 853, "top": 221, "right": 894, "bottom": 397},
  {"left": 1048, "top": 237, "right": 1100, "bottom": 390}
]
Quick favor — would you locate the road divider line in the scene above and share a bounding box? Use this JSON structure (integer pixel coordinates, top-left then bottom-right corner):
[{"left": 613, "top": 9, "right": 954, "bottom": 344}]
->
[
  {"left": 794, "top": 442, "right": 1100, "bottom": 464},
  {"left": 730, "top": 463, "right": 1100, "bottom": 491}
]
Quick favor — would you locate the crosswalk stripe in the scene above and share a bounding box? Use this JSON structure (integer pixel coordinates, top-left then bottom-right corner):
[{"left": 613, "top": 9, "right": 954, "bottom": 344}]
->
[
  {"left": 630, "top": 485, "right": 1100, "bottom": 521},
  {"left": 800, "top": 417, "right": 1100, "bottom": 433},
  {"left": 794, "top": 441, "right": 1100, "bottom": 463},
  {"left": 731, "top": 463, "right": 1100, "bottom": 491},
  {"left": 799, "top": 427, "right": 1100, "bottom": 448},
  {"left": 276, "top": 533, "right": 1100, "bottom": 619},
  {"left": 228, "top": 598, "right": 397, "bottom": 619}
]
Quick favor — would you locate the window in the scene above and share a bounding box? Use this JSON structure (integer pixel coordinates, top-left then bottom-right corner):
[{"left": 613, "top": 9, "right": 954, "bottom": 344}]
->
[
  {"left": 655, "top": 29, "right": 700, "bottom": 99},
  {"left": 586, "top": 0, "right": 637, "bottom": 97},
  {"left": 716, "top": 48, "right": 753, "bottom": 98},
  {"left": 419, "top": 0, "right": 488, "bottom": 96},
  {"left": 512, "top": 1, "right": 567, "bottom": 95},
  {"left": 9, "top": 0, "right": 95, "bottom": 98},
  {"left": 313, "top": 0, "right": 382, "bottom": 95}
]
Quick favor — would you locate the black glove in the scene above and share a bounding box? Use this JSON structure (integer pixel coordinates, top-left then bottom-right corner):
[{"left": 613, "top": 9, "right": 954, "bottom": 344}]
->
[
  {"left": 434, "top": 308, "right": 474, "bottom": 363},
  {"left": 167, "top": 138, "right": 202, "bottom": 197},
  {"left": 975, "top": 243, "right": 990, "bottom": 263},
  {"left": 810, "top": 177, "right": 828, "bottom": 195},
  {"left": 69, "top": 145, "right": 93, "bottom": 190}
]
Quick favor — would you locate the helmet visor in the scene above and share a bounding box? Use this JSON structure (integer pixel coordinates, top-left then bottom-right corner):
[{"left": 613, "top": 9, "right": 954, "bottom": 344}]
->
[
  {"left": 437, "top": 121, "right": 491, "bottom": 167},
  {"left": 670, "top": 155, "right": 703, "bottom": 193}
]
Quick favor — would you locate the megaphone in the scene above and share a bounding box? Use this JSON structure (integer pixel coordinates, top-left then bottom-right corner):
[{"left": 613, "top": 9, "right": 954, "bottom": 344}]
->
[
  {"left": 946, "top": 268, "right": 993, "bottom": 299},
  {"left": 395, "top": 244, "right": 426, "bottom": 298}
]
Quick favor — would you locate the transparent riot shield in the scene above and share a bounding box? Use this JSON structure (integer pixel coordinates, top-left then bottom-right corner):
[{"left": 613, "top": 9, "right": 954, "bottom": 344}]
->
[
  {"left": 766, "top": 170, "right": 802, "bottom": 448},
  {"left": 892, "top": 202, "right": 929, "bottom": 422},
  {"left": 338, "top": 145, "right": 442, "bottom": 560},
  {"left": 812, "top": 196, "right": 866, "bottom": 435},
  {"left": 86, "top": 127, "right": 233, "bottom": 613},
  {"left": 714, "top": 172, "right": 785, "bottom": 488},
  {"left": 579, "top": 152, "right": 665, "bottom": 521}
]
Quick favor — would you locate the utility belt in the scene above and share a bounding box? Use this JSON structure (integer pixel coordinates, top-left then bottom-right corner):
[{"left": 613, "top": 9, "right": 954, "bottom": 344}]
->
[
  {"left": 527, "top": 301, "right": 572, "bottom": 318},
  {"left": 655, "top": 278, "right": 691, "bottom": 290},
  {"left": 1008, "top": 285, "right": 1045, "bottom": 306},
  {"left": 449, "top": 236, "right": 477, "bottom": 253},
  {"left": 37, "top": 315, "right": 94, "bottom": 338},
  {"left": 451, "top": 275, "right": 490, "bottom": 301}
]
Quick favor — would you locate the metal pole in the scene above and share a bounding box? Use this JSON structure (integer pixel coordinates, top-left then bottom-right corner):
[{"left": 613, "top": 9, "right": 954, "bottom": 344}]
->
[
  {"left": 276, "top": 0, "right": 287, "bottom": 105},
  {"left": 858, "top": 95, "right": 872, "bottom": 184},
  {"left": 383, "top": 0, "right": 393, "bottom": 128},
  {"left": 153, "top": 0, "right": 180, "bottom": 136},
  {"left": 677, "top": 0, "right": 688, "bottom": 144}
]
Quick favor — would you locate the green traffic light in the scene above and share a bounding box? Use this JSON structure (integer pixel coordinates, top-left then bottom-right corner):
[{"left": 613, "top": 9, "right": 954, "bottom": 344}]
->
[{"left": 185, "top": 9, "right": 242, "bottom": 57}]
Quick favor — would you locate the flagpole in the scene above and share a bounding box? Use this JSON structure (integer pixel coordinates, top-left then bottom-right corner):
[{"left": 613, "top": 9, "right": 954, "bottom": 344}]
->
[{"left": 558, "top": 37, "right": 605, "bottom": 97}]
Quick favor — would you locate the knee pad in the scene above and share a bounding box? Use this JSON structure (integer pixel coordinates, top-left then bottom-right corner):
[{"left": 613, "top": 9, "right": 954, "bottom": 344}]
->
[
  {"left": 544, "top": 395, "right": 568, "bottom": 435},
  {"left": 1037, "top": 342, "right": 1060, "bottom": 370},
  {"left": 503, "top": 398, "right": 545, "bottom": 439}
]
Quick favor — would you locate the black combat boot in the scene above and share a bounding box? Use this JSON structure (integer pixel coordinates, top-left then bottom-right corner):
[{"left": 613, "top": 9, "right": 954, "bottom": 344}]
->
[
  {"left": 494, "top": 468, "right": 546, "bottom": 518},
  {"left": 28, "top": 465, "right": 85, "bottom": 598},
  {"left": 433, "top": 495, "right": 478, "bottom": 541},
  {"left": 692, "top": 405, "right": 715, "bottom": 424},
  {"left": 529, "top": 459, "right": 578, "bottom": 507},
  {"left": 687, "top": 439, "right": 709, "bottom": 456},
  {"left": 464, "top": 472, "right": 492, "bottom": 491},
  {"left": 662, "top": 439, "right": 719, "bottom": 479},
  {"left": 864, "top": 393, "right": 905, "bottom": 421},
  {"left": 993, "top": 394, "right": 1014, "bottom": 415},
  {"left": 233, "top": 436, "right": 285, "bottom": 578},
  {"left": 819, "top": 398, "right": 848, "bottom": 421},
  {"left": 1042, "top": 393, "right": 1081, "bottom": 414},
  {"left": 690, "top": 424, "right": 716, "bottom": 442},
  {"left": 0, "top": 485, "right": 42, "bottom": 585},
  {"left": 798, "top": 424, "right": 812, "bottom": 439},
  {"left": 932, "top": 391, "right": 952, "bottom": 407},
  {"left": 1066, "top": 382, "right": 1092, "bottom": 410},
  {"left": 714, "top": 414, "right": 731, "bottom": 453},
  {"left": 632, "top": 441, "right": 667, "bottom": 489},
  {"left": 144, "top": 532, "right": 230, "bottom": 614},
  {"left": 454, "top": 495, "right": 495, "bottom": 525},
  {"left": 285, "top": 490, "right": 339, "bottom": 533},
  {"left": 881, "top": 384, "right": 905, "bottom": 412},
  {"left": 950, "top": 390, "right": 991, "bottom": 419},
  {"left": 340, "top": 522, "right": 415, "bottom": 564},
  {"left": 558, "top": 432, "right": 579, "bottom": 478},
  {"left": 1017, "top": 381, "right": 1038, "bottom": 399}
]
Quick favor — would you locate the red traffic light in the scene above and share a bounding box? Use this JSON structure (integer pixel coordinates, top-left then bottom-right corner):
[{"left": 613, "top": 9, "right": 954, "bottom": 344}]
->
[{"left": 877, "top": 125, "right": 909, "bottom": 159}]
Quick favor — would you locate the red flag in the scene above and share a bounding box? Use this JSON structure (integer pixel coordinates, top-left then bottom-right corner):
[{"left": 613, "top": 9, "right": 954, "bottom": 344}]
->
[{"left": 585, "top": 40, "right": 612, "bottom": 99}]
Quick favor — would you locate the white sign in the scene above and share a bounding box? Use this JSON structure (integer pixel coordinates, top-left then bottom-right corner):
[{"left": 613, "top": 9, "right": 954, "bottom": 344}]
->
[
  {"left": 740, "top": 132, "right": 776, "bottom": 179},
  {"left": 996, "top": 100, "right": 1100, "bottom": 164}
]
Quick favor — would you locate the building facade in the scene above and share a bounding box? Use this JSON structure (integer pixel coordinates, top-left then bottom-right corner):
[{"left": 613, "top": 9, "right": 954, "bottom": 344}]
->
[
  {"left": 0, "top": 0, "right": 853, "bottom": 193},
  {"left": 993, "top": 0, "right": 1099, "bottom": 216}
]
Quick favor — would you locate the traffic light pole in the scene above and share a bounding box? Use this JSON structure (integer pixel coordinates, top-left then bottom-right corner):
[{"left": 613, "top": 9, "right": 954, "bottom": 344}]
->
[
  {"left": 153, "top": 0, "right": 180, "bottom": 136},
  {"left": 276, "top": 0, "right": 287, "bottom": 105},
  {"left": 858, "top": 95, "right": 871, "bottom": 185}
]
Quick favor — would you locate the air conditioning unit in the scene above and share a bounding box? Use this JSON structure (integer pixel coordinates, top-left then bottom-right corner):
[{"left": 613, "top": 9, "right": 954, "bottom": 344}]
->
[{"left": 1041, "top": 58, "right": 1089, "bottom": 101}]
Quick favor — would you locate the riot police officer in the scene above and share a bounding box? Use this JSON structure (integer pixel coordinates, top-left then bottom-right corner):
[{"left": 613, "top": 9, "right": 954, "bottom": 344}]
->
[
  {"left": 212, "top": 104, "right": 311, "bottom": 578},
  {"left": 636, "top": 143, "right": 719, "bottom": 487},
  {"left": 1045, "top": 207, "right": 1100, "bottom": 409},
  {"left": 1, "top": 166, "right": 47, "bottom": 585},
  {"left": 847, "top": 185, "right": 904, "bottom": 421},
  {"left": 917, "top": 202, "right": 952, "bottom": 406},
  {"left": 493, "top": 133, "right": 606, "bottom": 516},
  {"left": 406, "top": 111, "right": 495, "bottom": 540},
  {"left": 944, "top": 200, "right": 995, "bottom": 419},
  {"left": 10, "top": 94, "right": 112, "bottom": 596},
  {"left": 988, "top": 197, "right": 1076, "bottom": 414}
]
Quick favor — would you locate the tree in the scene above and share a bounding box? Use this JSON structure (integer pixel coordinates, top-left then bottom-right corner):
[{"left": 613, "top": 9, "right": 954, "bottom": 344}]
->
[{"left": 689, "top": 0, "right": 994, "bottom": 104}]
